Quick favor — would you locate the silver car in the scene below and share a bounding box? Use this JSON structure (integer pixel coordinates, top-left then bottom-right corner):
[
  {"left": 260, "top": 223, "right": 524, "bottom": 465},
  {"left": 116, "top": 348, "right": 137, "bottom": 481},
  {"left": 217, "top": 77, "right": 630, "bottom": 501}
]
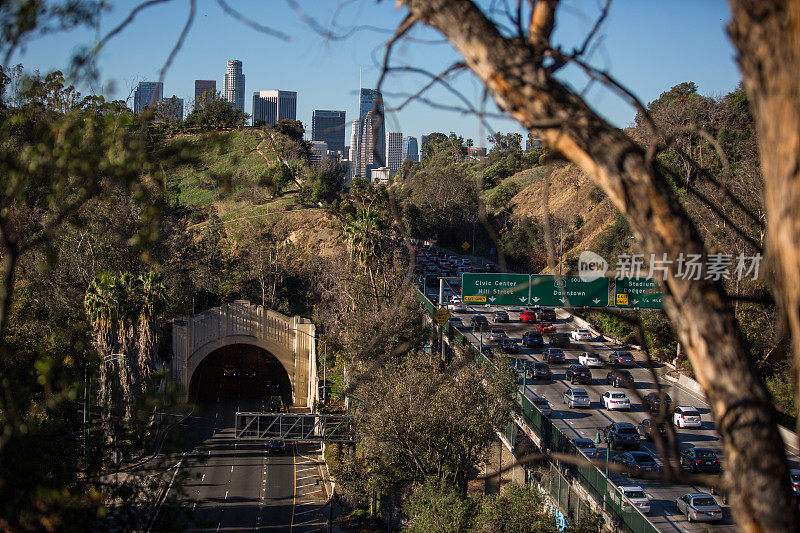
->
[
  {"left": 563, "top": 388, "right": 591, "bottom": 408},
  {"left": 676, "top": 493, "right": 723, "bottom": 522},
  {"left": 531, "top": 396, "right": 552, "bottom": 417}
]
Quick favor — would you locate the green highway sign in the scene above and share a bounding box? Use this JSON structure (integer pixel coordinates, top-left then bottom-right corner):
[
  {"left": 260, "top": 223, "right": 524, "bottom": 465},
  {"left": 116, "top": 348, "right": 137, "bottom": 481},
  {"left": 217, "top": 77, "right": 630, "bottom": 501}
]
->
[
  {"left": 461, "top": 273, "right": 530, "bottom": 305},
  {"left": 614, "top": 277, "right": 663, "bottom": 309},
  {"left": 530, "top": 275, "right": 609, "bottom": 307}
]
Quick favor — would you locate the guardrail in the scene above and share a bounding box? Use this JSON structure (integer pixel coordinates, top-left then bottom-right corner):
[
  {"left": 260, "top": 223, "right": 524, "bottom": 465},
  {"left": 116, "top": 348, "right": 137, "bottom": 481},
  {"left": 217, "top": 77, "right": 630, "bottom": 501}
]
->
[{"left": 417, "top": 290, "right": 658, "bottom": 533}]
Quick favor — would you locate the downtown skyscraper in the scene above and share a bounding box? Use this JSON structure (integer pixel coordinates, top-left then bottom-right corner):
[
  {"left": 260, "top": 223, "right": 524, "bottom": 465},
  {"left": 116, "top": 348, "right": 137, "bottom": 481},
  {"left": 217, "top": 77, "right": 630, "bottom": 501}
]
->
[
  {"left": 350, "top": 88, "right": 385, "bottom": 181},
  {"left": 194, "top": 80, "right": 216, "bottom": 110},
  {"left": 386, "top": 132, "right": 403, "bottom": 177},
  {"left": 133, "top": 81, "right": 163, "bottom": 112},
  {"left": 403, "top": 136, "right": 419, "bottom": 162},
  {"left": 223, "top": 60, "right": 245, "bottom": 113},
  {"left": 312, "top": 110, "right": 346, "bottom": 153},
  {"left": 252, "top": 90, "right": 297, "bottom": 125}
]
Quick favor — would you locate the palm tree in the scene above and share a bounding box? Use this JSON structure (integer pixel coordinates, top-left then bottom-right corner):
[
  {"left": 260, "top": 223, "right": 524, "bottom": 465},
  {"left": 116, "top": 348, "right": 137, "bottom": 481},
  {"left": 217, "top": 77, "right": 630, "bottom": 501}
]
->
[
  {"left": 343, "top": 208, "right": 386, "bottom": 305},
  {"left": 136, "top": 272, "right": 166, "bottom": 391}
]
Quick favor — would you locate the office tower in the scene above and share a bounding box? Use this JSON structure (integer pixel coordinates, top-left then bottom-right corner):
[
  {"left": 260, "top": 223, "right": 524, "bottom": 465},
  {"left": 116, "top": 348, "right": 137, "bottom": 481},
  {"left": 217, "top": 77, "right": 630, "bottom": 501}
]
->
[
  {"left": 252, "top": 90, "right": 297, "bottom": 126},
  {"left": 350, "top": 88, "right": 385, "bottom": 181},
  {"left": 156, "top": 96, "right": 184, "bottom": 121},
  {"left": 223, "top": 60, "right": 245, "bottom": 112},
  {"left": 194, "top": 80, "right": 216, "bottom": 110},
  {"left": 371, "top": 167, "right": 390, "bottom": 185},
  {"left": 386, "top": 132, "right": 403, "bottom": 177},
  {"left": 133, "top": 81, "right": 163, "bottom": 112},
  {"left": 309, "top": 141, "right": 328, "bottom": 165},
  {"left": 403, "top": 136, "right": 418, "bottom": 163},
  {"left": 311, "top": 110, "right": 346, "bottom": 153}
]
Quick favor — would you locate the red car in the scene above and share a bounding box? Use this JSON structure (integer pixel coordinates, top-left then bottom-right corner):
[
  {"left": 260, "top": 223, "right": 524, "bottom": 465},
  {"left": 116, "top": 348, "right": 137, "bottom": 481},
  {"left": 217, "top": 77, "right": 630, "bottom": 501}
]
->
[
  {"left": 536, "top": 322, "right": 556, "bottom": 334},
  {"left": 520, "top": 310, "right": 537, "bottom": 322}
]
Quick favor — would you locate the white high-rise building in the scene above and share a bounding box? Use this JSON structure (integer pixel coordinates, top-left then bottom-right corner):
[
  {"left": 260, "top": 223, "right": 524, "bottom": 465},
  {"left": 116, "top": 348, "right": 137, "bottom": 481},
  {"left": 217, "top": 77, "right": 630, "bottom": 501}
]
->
[
  {"left": 252, "top": 90, "right": 297, "bottom": 125},
  {"left": 223, "top": 60, "right": 245, "bottom": 112},
  {"left": 386, "top": 132, "right": 403, "bottom": 177}
]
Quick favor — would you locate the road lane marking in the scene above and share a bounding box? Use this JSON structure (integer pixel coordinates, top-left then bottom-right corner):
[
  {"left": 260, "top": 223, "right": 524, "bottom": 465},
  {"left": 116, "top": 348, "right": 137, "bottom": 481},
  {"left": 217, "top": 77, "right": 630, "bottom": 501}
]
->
[
  {"left": 231, "top": 465, "right": 234, "bottom": 473},
  {"left": 201, "top": 474, "right": 205, "bottom": 482},
  {"left": 224, "top": 490, "right": 228, "bottom": 499}
]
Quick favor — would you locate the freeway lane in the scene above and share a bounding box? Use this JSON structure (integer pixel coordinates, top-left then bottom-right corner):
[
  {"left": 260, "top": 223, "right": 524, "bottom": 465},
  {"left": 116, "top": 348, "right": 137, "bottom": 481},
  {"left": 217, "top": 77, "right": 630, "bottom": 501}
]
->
[
  {"left": 453, "top": 305, "right": 799, "bottom": 532},
  {"left": 182, "top": 391, "right": 296, "bottom": 532}
]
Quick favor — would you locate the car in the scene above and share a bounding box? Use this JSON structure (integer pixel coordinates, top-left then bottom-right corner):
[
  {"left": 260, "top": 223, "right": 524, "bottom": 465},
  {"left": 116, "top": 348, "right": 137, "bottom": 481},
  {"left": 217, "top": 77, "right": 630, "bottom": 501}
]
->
[
  {"left": 492, "top": 310, "right": 509, "bottom": 323},
  {"left": 222, "top": 365, "right": 237, "bottom": 378},
  {"left": 448, "top": 302, "right": 467, "bottom": 312},
  {"left": 548, "top": 332, "right": 571, "bottom": 348},
  {"left": 602, "top": 390, "right": 631, "bottom": 410},
  {"left": 578, "top": 352, "right": 603, "bottom": 368},
  {"left": 521, "top": 331, "right": 544, "bottom": 350},
  {"left": 571, "top": 329, "right": 593, "bottom": 341},
  {"left": 680, "top": 448, "right": 722, "bottom": 473},
  {"left": 573, "top": 438, "right": 602, "bottom": 459},
  {"left": 676, "top": 493, "right": 723, "bottom": 522},
  {"left": 615, "top": 451, "right": 661, "bottom": 477},
  {"left": 267, "top": 395, "right": 283, "bottom": 412},
  {"left": 563, "top": 388, "right": 591, "bottom": 408},
  {"left": 618, "top": 485, "right": 651, "bottom": 514},
  {"left": 489, "top": 328, "right": 507, "bottom": 342},
  {"left": 244, "top": 366, "right": 257, "bottom": 379},
  {"left": 520, "top": 309, "right": 537, "bottom": 322},
  {"left": 565, "top": 364, "right": 592, "bottom": 384},
  {"left": 543, "top": 347, "right": 565, "bottom": 364},
  {"left": 537, "top": 307, "right": 557, "bottom": 321},
  {"left": 673, "top": 406, "right": 702, "bottom": 428},
  {"left": 530, "top": 361, "right": 552, "bottom": 380},
  {"left": 608, "top": 351, "right": 636, "bottom": 367},
  {"left": 472, "top": 315, "right": 489, "bottom": 329},
  {"left": 531, "top": 396, "right": 552, "bottom": 417},
  {"left": 450, "top": 295, "right": 463, "bottom": 304},
  {"left": 637, "top": 418, "right": 668, "bottom": 441},
  {"left": 448, "top": 316, "right": 464, "bottom": 328},
  {"left": 536, "top": 322, "right": 557, "bottom": 334},
  {"left": 268, "top": 440, "right": 286, "bottom": 454},
  {"left": 791, "top": 469, "right": 800, "bottom": 496},
  {"left": 606, "top": 422, "right": 640, "bottom": 450},
  {"left": 606, "top": 369, "right": 634, "bottom": 387},
  {"left": 643, "top": 392, "right": 672, "bottom": 413},
  {"left": 500, "top": 338, "right": 520, "bottom": 354}
]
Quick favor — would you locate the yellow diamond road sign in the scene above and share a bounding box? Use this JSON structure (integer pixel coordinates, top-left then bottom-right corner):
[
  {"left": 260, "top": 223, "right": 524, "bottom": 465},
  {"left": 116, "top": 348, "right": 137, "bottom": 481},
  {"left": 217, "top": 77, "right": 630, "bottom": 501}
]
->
[
  {"left": 433, "top": 307, "right": 451, "bottom": 325},
  {"left": 462, "top": 241, "right": 470, "bottom": 251}
]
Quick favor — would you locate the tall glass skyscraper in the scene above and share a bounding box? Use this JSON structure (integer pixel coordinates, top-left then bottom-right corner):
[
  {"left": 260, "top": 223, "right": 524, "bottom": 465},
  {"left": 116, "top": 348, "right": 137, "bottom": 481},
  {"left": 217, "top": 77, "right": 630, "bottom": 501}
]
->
[
  {"left": 194, "top": 80, "right": 216, "bottom": 110},
  {"left": 403, "top": 136, "right": 419, "bottom": 162},
  {"left": 312, "top": 110, "right": 346, "bottom": 153},
  {"left": 351, "top": 88, "right": 385, "bottom": 179},
  {"left": 133, "top": 81, "right": 163, "bottom": 112},
  {"left": 223, "top": 60, "right": 245, "bottom": 113}
]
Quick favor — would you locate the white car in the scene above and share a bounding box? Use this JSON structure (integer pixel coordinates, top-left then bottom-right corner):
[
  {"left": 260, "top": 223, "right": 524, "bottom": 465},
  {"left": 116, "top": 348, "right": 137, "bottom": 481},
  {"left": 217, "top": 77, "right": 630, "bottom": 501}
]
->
[
  {"left": 448, "top": 302, "right": 467, "bottom": 312},
  {"left": 450, "top": 295, "right": 462, "bottom": 304},
  {"left": 578, "top": 352, "right": 603, "bottom": 368},
  {"left": 448, "top": 316, "right": 464, "bottom": 328},
  {"left": 673, "top": 406, "right": 702, "bottom": 428},
  {"left": 571, "top": 328, "right": 593, "bottom": 341},
  {"left": 602, "top": 390, "right": 631, "bottom": 411},
  {"left": 619, "top": 485, "right": 650, "bottom": 514}
]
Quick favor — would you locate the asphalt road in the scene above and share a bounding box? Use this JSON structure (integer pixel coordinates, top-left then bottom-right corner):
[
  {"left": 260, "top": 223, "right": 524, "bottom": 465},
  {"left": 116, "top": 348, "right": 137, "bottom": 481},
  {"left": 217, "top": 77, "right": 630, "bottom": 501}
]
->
[
  {"left": 174, "top": 382, "right": 331, "bottom": 532},
  {"left": 451, "top": 304, "right": 799, "bottom": 532}
]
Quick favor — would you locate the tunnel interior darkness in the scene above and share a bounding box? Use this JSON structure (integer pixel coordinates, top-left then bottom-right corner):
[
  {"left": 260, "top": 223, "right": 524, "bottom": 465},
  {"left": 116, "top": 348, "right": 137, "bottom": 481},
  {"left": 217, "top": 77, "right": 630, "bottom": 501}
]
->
[{"left": 189, "top": 343, "right": 292, "bottom": 406}]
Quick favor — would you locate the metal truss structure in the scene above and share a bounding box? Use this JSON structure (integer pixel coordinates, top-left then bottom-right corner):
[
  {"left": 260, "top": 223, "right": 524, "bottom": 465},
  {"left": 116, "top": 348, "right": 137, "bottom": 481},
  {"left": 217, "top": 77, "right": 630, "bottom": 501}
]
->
[{"left": 235, "top": 412, "right": 353, "bottom": 443}]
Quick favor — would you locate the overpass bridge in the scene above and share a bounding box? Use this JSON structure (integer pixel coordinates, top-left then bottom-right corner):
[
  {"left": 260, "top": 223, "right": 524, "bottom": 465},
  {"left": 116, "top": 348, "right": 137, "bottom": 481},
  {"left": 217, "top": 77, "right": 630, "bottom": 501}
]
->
[{"left": 170, "top": 300, "right": 318, "bottom": 408}]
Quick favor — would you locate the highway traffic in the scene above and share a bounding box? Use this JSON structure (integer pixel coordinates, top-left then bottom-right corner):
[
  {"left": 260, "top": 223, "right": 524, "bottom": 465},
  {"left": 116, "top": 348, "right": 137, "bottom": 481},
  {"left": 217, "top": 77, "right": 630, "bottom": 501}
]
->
[{"left": 450, "top": 301, "right": 800, "bottom": 532}]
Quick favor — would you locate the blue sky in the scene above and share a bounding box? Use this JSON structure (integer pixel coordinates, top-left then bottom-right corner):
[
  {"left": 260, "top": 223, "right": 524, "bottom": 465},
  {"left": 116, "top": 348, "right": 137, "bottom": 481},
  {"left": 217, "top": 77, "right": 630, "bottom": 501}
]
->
[{"left": 12, "top": 0, "right": 741, "bottom": 147}]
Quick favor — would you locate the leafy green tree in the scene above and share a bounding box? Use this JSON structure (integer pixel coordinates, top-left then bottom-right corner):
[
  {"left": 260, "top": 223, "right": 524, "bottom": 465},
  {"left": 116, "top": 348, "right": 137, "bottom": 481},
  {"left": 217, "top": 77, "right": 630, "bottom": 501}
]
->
[
  {"left": 184, "top": 93, "right": 247, "bottom": 130},
  {"left": 488, "top": 181, "right": 521, "bottom": 208},
  {"left": 473, "top": 483, "right": 559, "bottom": 533},
  {"left": 404, "top": 479, "right": 475, "bottom": 533},
  {"left": 259, "top": 161, "right": 295, "bottom": 197}
]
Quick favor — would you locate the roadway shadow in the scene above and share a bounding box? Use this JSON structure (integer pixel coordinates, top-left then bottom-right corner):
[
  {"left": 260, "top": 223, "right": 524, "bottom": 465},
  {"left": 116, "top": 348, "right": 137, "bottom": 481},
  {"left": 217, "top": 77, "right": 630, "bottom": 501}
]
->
[{"left": 556, "top": 409, "right": 594, "bottom": 420}]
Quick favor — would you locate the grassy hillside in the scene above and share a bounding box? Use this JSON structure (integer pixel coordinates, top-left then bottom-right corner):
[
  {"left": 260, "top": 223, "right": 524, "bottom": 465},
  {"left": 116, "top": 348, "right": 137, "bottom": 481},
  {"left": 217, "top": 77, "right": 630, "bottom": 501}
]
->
[
  {"left": 156, "top": 128, "right": 344, "bottom": 256},
  {"left": 490, "top": 161, "right": 624, "bottom": 274}
]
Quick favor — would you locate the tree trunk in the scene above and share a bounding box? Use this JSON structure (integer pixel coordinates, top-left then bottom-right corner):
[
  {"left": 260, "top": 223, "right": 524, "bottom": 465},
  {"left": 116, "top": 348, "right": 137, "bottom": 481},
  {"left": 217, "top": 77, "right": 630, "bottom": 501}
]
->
[
  {"left": 402, "top": 1, "right": 799, "bottom": 530},
  {"left": 728, "top": 0, "right": 800, "bottom": 436}
]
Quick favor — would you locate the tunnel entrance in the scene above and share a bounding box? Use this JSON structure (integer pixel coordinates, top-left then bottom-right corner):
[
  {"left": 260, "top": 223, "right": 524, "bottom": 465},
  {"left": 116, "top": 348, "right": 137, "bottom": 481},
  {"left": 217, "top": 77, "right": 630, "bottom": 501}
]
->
[{"left": 188, "top": 343, "right": 292, "bottom": 407}]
